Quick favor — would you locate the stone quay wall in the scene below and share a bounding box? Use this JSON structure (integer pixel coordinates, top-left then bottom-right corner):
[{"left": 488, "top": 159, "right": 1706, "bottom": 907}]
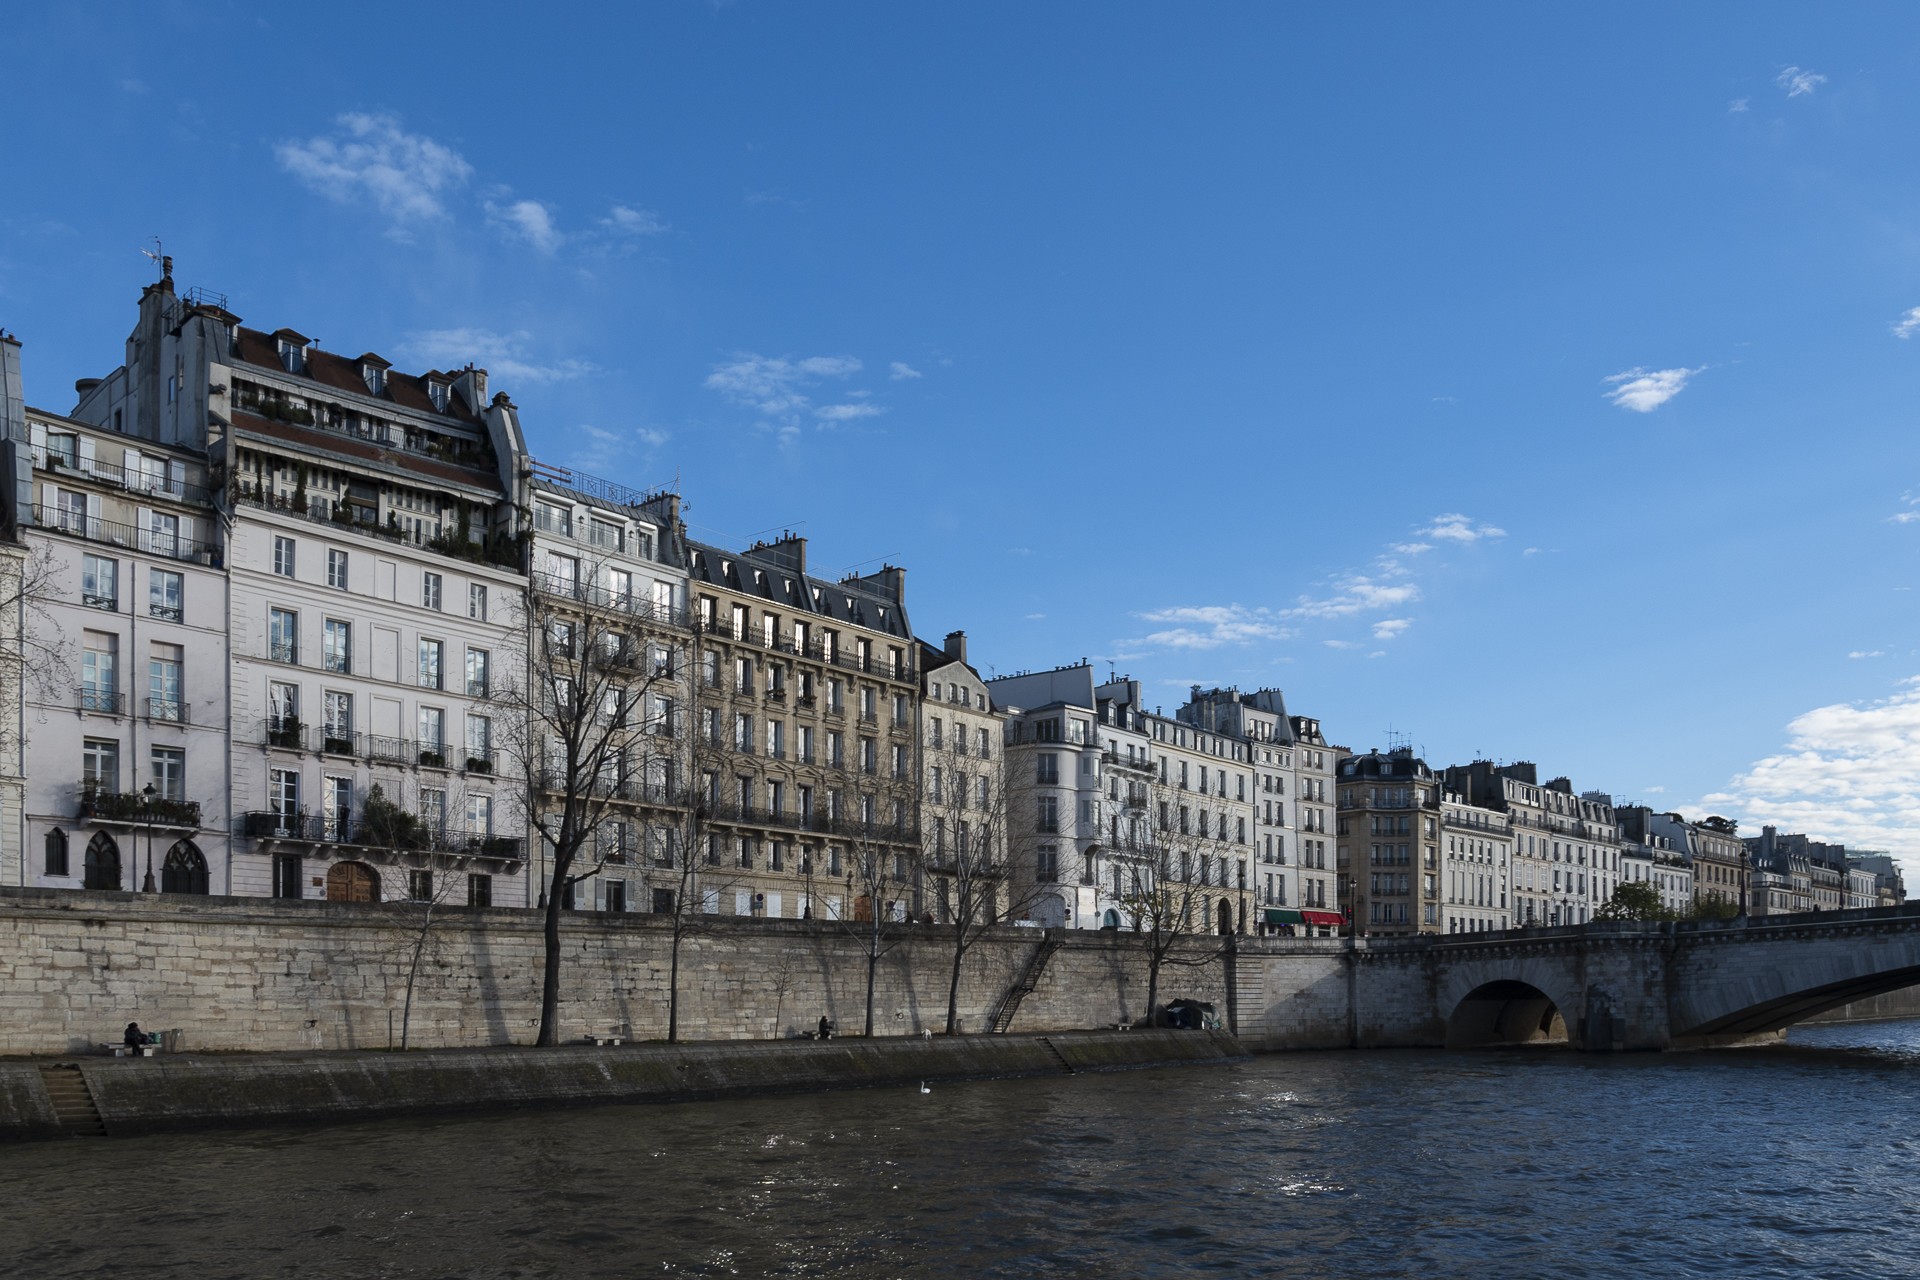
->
[{"left": 0, "top": 889, "right": 1257, "bottom": 1057}]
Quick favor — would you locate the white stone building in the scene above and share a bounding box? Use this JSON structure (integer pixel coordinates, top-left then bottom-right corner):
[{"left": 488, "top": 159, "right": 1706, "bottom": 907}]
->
[{"left": 1439, "top": 789, "right": 1512, "bottom": 933}]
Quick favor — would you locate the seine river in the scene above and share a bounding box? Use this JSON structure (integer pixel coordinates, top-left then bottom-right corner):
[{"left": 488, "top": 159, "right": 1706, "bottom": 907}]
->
[{"left": 4, "top": 1020, "right": 1918, "bottom": 1278}]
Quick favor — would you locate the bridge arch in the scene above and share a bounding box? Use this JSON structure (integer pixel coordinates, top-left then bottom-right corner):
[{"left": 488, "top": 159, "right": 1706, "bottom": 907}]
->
[
  {"left": 1445, "top": 979, "right": 1571, "bottom": 1048},
  {"left": 1673, "top": 956, "right": 1920, "bottom": 1044}
]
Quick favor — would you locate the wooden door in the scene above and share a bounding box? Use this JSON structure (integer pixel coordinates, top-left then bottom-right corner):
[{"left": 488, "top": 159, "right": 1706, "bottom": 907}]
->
[{"left": 326, "top": 861, "right": 380, "bottom": 903}]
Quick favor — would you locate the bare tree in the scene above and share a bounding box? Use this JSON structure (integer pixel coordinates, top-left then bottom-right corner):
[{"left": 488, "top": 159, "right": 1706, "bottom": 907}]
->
[
  {"left": 1117, "top": 780, "right": 1231, "bottom": 1026},
  {"left": 500, "top": 565, "right": 691, "bottom": 1047},
  {"left": 921, "top": 733, "right": 1049, "bottom": 1034},
  {"left": 831, "top": 775, "right": 920, "bottom": 1037},
  {"left": 0, "top": 538, "right": 65, "bottom": 756},
  {"left": 388, "top": 856, "right": 468, "bottom": 1050}
]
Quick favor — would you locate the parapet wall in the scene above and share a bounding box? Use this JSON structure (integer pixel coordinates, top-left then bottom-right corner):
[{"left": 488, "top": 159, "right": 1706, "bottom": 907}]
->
[{"left": 0, "top": 889, "right": 1256, "bottom": 1056}]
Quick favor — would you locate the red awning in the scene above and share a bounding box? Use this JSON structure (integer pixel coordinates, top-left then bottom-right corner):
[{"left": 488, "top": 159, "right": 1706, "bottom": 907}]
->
[{"left": 1301, "top": 910, "right": 1345, "bottom": 927}]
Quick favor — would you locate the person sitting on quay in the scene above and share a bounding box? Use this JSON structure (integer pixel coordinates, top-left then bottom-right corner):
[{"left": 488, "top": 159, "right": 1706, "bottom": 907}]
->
[{"left": 123, "top": 1021, "right": 145, "bottom": 1056}]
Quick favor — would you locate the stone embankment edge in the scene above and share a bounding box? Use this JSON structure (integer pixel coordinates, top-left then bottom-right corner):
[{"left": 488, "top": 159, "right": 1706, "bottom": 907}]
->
[{"left": 0, "top": 1029, "right": 1248, "bottom": 1142}]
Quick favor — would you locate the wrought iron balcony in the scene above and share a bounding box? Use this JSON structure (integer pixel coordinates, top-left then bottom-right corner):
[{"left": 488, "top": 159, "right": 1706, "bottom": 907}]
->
[
  {"left": 79, "top": 686, "right": 123, "bottom": 715},
  {"left": 79, "top": 787, "right": 201, "bottom": 828},
  {"left": 146, "top": 698, "right": 188, "bottom": 724},
  {"left": 35, "top": 505, "right": 218, "bottom": 565}
]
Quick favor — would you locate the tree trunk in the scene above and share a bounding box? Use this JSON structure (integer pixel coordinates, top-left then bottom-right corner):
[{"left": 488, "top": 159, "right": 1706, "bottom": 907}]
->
[
  {"left": 536, "top": 871, "right": 566, "bottom": 1046},
  {"left": 401, "top": 914, "right": 428, "bottom": 1050},
  {"left": 944, "top": 924, "right": 964, "bottom": 1036},
  {"left": 864, "top": 942, "right": 878, "bottom": 1037},
  {"left": 667, "top": 919, "right": 683, "bottom": 1043},
  {"left": 1143, "top": 943, "right": 1162, "bottom": 1029}
]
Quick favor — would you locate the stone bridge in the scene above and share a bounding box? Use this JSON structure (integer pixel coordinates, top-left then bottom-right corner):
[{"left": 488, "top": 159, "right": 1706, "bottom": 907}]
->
[{"left": 1232, "top": 902, "right": 1920, "bottom": 1052}]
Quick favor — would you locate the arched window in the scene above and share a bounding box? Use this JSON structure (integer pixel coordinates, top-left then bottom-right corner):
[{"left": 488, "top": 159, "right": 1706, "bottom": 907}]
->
[
  {"left": 161, "top": 841, "right": 209, "bottom": 895},
  {"left": 44, "top": 829, "right": 69, "bottom": 877},
  {"left": 83, "top": 833, "right": 121, "bottom": 891}
]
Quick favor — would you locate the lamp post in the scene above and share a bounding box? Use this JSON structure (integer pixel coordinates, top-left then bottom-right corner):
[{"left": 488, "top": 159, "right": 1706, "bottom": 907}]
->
[{"left": 140, "top": 782, "right": 157, "bottom": 893}]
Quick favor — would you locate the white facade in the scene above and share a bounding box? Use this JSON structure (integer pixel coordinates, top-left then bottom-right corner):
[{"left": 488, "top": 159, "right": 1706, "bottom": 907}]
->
[
  {"left": 16, "top": 408, "right": 231, "bottom": 894},
  {"left": 1440, "top": 791, "right": 1512, "bottom": 933}
]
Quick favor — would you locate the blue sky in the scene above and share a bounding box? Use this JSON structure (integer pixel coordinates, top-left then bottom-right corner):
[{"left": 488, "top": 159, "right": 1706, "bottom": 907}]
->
[{"left": 4, "top": 4, "right": 1919, "bottom": 876}]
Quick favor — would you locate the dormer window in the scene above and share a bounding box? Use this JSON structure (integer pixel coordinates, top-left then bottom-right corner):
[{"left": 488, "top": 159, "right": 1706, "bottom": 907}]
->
[
  {"left": 279, "top": 340, "right": 303, "bottom": 373},
  {"left": 428, "top": 380, "right": 449, "bottom": 412},
  {"left": 363, "top": 364, "right": 385, "bottom": 396}
]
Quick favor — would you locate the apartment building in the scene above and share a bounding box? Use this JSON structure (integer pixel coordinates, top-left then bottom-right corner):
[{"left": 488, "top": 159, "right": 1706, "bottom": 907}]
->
[
  {"left": 66, "top": 261, "right": 533, "bottom": 906},
  {"left": 1, "top": 335, "right": 29, "bottom": 885},
  {"left": 525, "top": 473, "right": 692, "bottom": 914},
  {"left": 1439, "top": 788, "right": 1512, "bottom": 933},
  {"left": 684, "top": 534, "right": 918, "bottom": 921},
  {"left": 1441, "top": 762, "right": 1620, "bottom": 927},
  {"left": 917, "top": 630, "right": 1007, "bottom": 923},
  {"left": 987, "top": 663, "right": 1135, "bottom": 930},
  {"left": 13, "top": 400, "right": 231, "bottom": 894},
  {"left": 1616, "top": 809, "right": 1694, "bottom": 917},
  {"left": 1292, "top": 717, "right": 1338, "bottom": 932},
  {"left": 1336, "top": 747, "right": 1437, "bottom": 935},
  {"left": 1115, "top": 680, "right": 1256, "bottom": 936}
]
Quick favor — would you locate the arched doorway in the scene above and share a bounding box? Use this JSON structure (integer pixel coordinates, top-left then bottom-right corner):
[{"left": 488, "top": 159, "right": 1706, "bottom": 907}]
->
[
  {"left": 1217, "top": 899, "right": 1234, "bottom": 935},
  {"left": 83, "top": 833, "right": 121, "bottom": 891},
  {"left": 161, "top": 841, "right": 209, "bottom": 894},
  {"left": 1446, "top": 980, "right": 1569, "bottom": 1048},
  {"left": 326, "top": 860, "right": 381, "bottom": 903},
  {"left": 1101, "top": 907, "right": 1121, "bottom": 929}
]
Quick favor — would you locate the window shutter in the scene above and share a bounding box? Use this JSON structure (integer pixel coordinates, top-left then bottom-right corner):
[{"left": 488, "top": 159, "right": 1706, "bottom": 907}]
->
[
  {"left": 136, "top": 506, "right": 152, "bottom": 553},
  {"left": 28, "top": 420, "right": 45, "bottom": 451},
  {"left": 125, "top": 449, "right": 144, "bottom": 490},
  {"left": 594, "top": 879, "right": 607, "bottom": 912}
]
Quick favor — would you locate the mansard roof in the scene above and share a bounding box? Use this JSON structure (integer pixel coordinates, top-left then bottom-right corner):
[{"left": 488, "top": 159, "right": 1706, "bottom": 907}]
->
[{"left": 232, "top": 327, "right": 481, "bottom": 424}]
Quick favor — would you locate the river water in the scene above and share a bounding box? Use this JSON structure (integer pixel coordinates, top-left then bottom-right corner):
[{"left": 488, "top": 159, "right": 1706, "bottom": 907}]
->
[{"left": 3, "top": 1020, "right": 1919, "bottom": 1279}]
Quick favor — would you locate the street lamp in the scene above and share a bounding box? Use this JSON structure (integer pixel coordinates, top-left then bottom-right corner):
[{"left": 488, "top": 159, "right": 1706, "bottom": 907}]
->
[{"left": 140, "top": 782, "right": 158, "bottom": 893}]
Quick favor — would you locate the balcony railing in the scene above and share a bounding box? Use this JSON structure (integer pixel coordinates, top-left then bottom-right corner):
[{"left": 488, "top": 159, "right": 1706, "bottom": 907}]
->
[
  {"left": 79, "top": 787, "right": 201, "bottom": 828},
  {"left": 146, "top": 698, "right": 188, "bottom": 724},
  {"left": 79, "top": 686, "right": 123, "bottom": 715},
  {"left": 232, "top": 486, "right": 524, "bottom": 573},
  {"left": 35, "top": 505, "right": 218, "bottom": 565},
  {"left": 32, "top": 448, "right": 214, "bottom": 505},
  {"left": 241, "top": 810, "right": 526, "bottom": 861},
  {"left": 529, "top": 570, "right": 690, "bottom": 628}
]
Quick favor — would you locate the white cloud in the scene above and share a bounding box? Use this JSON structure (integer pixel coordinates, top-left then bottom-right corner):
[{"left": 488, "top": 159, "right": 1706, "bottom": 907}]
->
[
  {"left": 1714, "top": 676, "right": 1920, "bottom": 877},
  {"left": 1777, "top": 66, "right": 1827, "bottom": 98},
  {"left": 889, "top": 361, "right": 923, "bottom": 380},
  {"left": 277, "top": 113, "right": 473, "bottom": 225},
  {"left": 1024, "top": 612, "right": 1046, "bottom": 620},
  {"left": 1892, "top": 308, "right": 1920, "bottom": 339},
  {"left": 396, "top": 328, "right": 593, "bottom": 383},
  {"left": 1603, "top": 366, "right": 1703, "bottom": 413},
  {"left": 1323, "top": 639, "right": 1359, "bottom": 651},
  {"left": 1390, "top": 541, "right": 1432, "bottom": 555},
  {"left": 1728, "top": 97, "right": 1750, "bottom": 113},
  {"left": 1523, "top": 546, "right": 1543, "bottom": 557},
  {"left": 704, "top": 353, "right": 863, "bottom": 419},
  {"left": 1644, "top": 786, "right": 1666, "bottom": 794},
  {"left": 1130, "top": 604, "right": 1294, "bottom": 650},
  {"left": 1892, "top": 492, "right": 1920, "bottom": 523},
  {"left": 815, "top": 403, "right": 884, "bottom": 423},
  {"left": 602, "top": 205, "right": 668, "bottom": 235},
  {"left": 1282, "top": 575, "right": 1420, "bottom": 620},
  {"left": 1419, "top": 513, "right": 1506, "bottom": 544},
  {"left": 1850, "top": 650, "right": 1886, "bottom": 660},
  {"left": 1372, "top": 618, "right": 1412, "bottom": 641},
  {"left": 486, "top": 199, "right": 562, "bottom": 253}
]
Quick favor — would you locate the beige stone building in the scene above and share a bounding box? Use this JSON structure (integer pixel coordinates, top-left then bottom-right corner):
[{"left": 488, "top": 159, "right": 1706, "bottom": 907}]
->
[
  {"left": 684, "top": 534, "right": 918, "bottom": 921},
  {"left": 916, "top": 631, "right": 1008, "bottom": 923}
]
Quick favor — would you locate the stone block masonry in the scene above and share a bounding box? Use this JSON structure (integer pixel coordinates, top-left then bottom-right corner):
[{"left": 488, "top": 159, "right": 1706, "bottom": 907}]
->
[{"left": 0, "top": 889, "right": 1248, "bottom": 1056}]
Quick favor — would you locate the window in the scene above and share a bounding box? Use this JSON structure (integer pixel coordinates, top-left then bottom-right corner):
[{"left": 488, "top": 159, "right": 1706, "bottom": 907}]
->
[
  {"left": 536, "top": 502, "right": 572, "bottom": 537},
  {"left": 1037, "top": 846, "right": 1059, "bottom": 881},
  {"left": 82, "top": 739, "right": 119, "bottom": 792},
  {"left": 468, "top": 583, "right": 487, "bottom": 621},
  {"left": 422, "top": 572, "right": 443, "bottom": 611},
  {"left": 734, "top": 712, "right": 754, "bottom": 752},
  {"left": 151, "top": 746, "right": 185, "bottom": 802},
  {"left": 768, "top": 720, "right": 785, "bottom": 760},
  {"left": 269, "top": 767, "right": 300, "bottom": 819},
  {"left": 82, "top": 554, "right": 118, "bottom": 610},
  {"left": 1037, "top": 795, "right": 1059, "bottom": 833},
  {"left": 467, "top": 874, "right": 493, "bottom": 907},
  {"left": 419, "top": 638, "right": 444, "bottom": 689},
  {"left": 322, "top": 691, "right": 353, "bottom": 751},
  {"left": 1037, "top": 753, "right": 1059, "bottom": 785},
  {"left": 828, "top": 730, "right": 844, "bottom": 768},
  {"left": 149, "top": 568, "right": 183, "bottom": 621},
  {"left": 323, "top": 619, "right": 351, "bottom": 673},
  {"left": 419, "top": 787, "right": 446, "bottom": 839},
  {"left": 269, "top": 608, "right": 298, "bottom": 663},
  {"left": 466, "top": 715, "right": 493, "bottom": 767},
  {"left": 465, "top": 648, "right": 490, "bottom": 698},
  {"left": 408, "top": 870, "right": 435, "bottom": 902},
  {"left": 419, "top": 707, "right": 445, "bottom": 758},
  {"left": 148, "top": 645, "right": 183, "bottom": 722},
  {"left": 799, "top": 725, "right": 815, "bottom": 764},
  {"left": 607, "top": 569, "right": 632, "bottom": 607},
  {"left": 273, "top": 536, "right": 296, "bottom": 578},
  {"left": 44, "top": 829, "right": 69, "bottom": 877},
  {"left": 82, "top": 633, "right": 118, "bottom": 713},
  {"left": 269, "top": 682, "right": 300, "bottom": 739},
  {"left": 146, "top": 511, "right": 179, "bottom": 559},
  {"left": 467, "top": 794, "right": 493, "bottom": 838}
]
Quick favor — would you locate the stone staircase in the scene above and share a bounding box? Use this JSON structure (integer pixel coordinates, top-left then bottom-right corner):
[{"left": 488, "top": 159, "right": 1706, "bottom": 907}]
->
[{"left": 40, "top": 1065, "right": 107, "bottom": 1137}]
